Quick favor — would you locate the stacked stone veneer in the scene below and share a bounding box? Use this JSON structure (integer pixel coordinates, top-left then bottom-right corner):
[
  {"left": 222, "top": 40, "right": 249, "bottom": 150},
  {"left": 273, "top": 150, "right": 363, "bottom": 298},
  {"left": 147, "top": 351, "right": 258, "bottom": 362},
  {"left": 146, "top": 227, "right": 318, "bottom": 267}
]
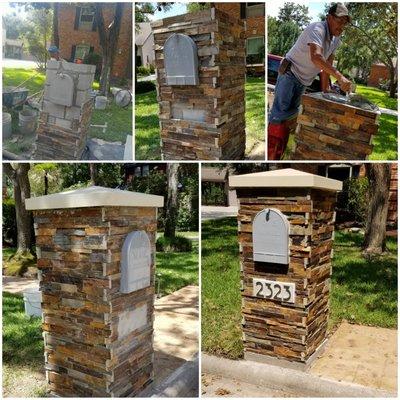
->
[
  {"left": 293, "top": 93, "right": 380, "bottom": 160},
  {"left": 35, "top": 60, "right": 95, "bottom": 160},
  {"left": 236, "top": 187, "right": 338, "bottom": 367},
  {"left": 152, "top": 8, "right": 246, "bottom": 160},
  {"left": 33, "top": 206, "right": 157, "bottom": 396}
]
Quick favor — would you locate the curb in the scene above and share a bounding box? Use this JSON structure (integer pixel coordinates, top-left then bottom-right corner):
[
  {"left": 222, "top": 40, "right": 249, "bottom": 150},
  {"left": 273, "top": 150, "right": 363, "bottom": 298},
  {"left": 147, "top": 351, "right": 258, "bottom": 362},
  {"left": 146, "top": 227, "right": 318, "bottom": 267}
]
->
[
  {"left": 140, "top": 354, "right": 199, "bottom": 398},
  {"left": 202, "top": 354, "right": 397, "bottom": 398}
]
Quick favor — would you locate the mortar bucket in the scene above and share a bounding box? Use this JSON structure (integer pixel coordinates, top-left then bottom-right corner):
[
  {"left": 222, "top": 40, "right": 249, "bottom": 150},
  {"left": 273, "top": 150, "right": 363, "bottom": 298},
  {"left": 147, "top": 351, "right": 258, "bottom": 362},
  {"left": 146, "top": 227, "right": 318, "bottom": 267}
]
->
[
  {"left": 2, "top": 112, "right": 12, "bottom": 139},
  {"left": 23, "top": 287, "right": 42, "bottom": 318},
  {"left": 18, "top": 109, "right": 37, "bottom": 135},
  {"left": 95, "top": 96, "right": 108, "bottom": 110}
]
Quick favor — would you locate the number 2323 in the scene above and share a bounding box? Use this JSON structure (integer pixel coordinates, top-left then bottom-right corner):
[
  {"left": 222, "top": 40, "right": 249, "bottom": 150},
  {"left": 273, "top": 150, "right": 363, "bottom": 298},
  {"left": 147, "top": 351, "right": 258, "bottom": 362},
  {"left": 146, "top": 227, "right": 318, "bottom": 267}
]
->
[{"left": 253, "top": 278, "right": 295, "bottom": 303}]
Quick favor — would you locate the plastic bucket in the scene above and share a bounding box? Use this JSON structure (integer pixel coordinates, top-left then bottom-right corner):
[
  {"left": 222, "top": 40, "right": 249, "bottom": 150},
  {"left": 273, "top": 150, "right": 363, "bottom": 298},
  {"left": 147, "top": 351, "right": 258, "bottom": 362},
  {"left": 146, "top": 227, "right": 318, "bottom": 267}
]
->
[
  {"left": 95, "top": 96, "right": 108, "bottom": 110},
  {"left": 23, "top": 288, "right": 42, "bottom": 318},
  {"left": 18, "top": 109, "right": 37, "bottom": 135},
  {"left": 2, "top": 112, "right": 12, "bottom": 139}
]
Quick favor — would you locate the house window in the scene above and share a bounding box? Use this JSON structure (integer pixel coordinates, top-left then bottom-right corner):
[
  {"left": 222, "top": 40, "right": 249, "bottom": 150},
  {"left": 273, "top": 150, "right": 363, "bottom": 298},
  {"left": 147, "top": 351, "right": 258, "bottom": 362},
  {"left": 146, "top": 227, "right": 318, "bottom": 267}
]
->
[
  {"left": 246, "top": 3, "right": 265, "bottom": 18},
  {"left": 246, "top": 36, "right": 264, "bottom": 65},
  {"left": 74, "top": 44, "right": 90, "bottom": 61},
  {"left": 79, "top": 6, "right": 95, "bottom": 30}
]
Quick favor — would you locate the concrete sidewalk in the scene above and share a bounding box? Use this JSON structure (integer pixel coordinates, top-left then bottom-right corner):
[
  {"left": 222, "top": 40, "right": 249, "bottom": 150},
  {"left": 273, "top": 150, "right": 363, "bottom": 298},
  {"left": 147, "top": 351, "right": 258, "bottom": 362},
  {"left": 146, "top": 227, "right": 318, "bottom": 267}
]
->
[
  {"left": 202, "top": 321, "right": 397, "bottom": 397},
  {"left": 2, "top": 276, "right": 39, "bottom": 294},
  {"left": 153, "top": 285, "right": 199, "bottom": 386}
]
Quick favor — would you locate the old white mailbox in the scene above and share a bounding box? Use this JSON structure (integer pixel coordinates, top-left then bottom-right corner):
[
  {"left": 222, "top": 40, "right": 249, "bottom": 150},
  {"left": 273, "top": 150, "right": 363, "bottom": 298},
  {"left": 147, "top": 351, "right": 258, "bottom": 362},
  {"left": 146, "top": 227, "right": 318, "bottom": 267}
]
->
[
  {"left": 120, "top": 230, "right": 151, "bottom": 293},
  {"left": 48, "top": 73, "right": 75, "bottom": 106},
  {"left": 252, "top": 208, "right": 290, "bottom": 264},
  {"left": 164, "top": 33, "right": 199, "bottom": 85}
]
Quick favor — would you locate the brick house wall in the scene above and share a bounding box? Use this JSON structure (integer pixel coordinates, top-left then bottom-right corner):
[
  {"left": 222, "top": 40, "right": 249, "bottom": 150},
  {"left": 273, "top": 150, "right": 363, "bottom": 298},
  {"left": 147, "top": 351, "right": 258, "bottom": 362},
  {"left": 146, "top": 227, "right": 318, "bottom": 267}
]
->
[
  {"left": 214, "top": 2, "right": 265, "bottom": 70},
  {"left": 367, "top": 63, "right": 390, "bottom": 87},
  {"left": 58, "top": 3, "right": 132, "bottom": 79}
]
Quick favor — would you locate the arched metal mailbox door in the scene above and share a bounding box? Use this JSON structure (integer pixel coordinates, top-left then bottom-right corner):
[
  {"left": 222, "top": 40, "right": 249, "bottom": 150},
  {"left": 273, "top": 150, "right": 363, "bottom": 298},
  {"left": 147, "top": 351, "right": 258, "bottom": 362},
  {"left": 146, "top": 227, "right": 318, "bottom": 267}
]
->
[
  {"left": 120, "top": 230, "right": 151, "bottom": 293},
  {"left": 48, "top": 73, "right": 75, "bottom": 106},
  {"left": 252, "top": 208, "right": 290, "bottom": 264},
  {"left": 164, "top": 33, "right": 199, "bottom": 85}
]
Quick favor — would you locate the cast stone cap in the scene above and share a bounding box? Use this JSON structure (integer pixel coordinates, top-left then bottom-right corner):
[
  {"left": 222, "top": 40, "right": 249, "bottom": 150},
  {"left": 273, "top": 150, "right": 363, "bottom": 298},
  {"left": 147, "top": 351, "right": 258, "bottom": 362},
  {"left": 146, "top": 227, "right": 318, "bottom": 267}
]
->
[
  {"left": 25, "top": 186, "right": 164, "bottom": 210},
  {"left": 229, "top": 168, "right": 342, "bottom": 191}
]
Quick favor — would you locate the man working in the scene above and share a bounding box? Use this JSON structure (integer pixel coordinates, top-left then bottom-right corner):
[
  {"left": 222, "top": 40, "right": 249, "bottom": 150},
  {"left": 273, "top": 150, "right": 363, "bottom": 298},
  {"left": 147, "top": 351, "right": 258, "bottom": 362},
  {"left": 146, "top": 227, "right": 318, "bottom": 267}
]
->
[
  {"left": 47, "top": 45, "right": 62, "bottom": 61},
  {"left": 268, "top": 3, "right": 353, "bottom": 159}
]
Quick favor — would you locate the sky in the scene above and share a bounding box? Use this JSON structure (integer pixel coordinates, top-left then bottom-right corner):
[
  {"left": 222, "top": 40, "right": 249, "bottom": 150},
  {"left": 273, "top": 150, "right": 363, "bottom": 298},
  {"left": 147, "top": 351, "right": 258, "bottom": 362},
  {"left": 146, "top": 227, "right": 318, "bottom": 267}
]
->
[{"left": 152, "top": 2, "right": 327, "bottom": 22}]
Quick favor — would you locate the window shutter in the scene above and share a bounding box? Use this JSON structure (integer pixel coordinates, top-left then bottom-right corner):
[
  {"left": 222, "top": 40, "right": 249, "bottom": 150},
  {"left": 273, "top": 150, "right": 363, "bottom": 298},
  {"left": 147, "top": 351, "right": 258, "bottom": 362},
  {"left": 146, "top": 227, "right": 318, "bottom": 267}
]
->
[
  {"left": 92, "top": 11, "right": 97, "bottom": 32},
  {"left": 74, "top": 7, "right": 81, "bottom": 30},
  {"left": 240, "top": 3, "right": 246, "bottom": 19},
  {"left": 71, "top": 45, "right": 76, "bottom": 62}
]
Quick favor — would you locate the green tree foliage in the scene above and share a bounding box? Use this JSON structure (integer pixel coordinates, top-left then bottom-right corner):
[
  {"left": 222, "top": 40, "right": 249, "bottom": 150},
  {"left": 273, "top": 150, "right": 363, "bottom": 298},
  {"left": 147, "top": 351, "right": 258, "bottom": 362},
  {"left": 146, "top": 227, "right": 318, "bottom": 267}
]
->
[
  {"left": 186, "top": 3, "right": 210, "bottom": 13},
  {"left": 278, "top": 2, "right": 311, "bottom": 29},
  {"left": 323, "top": 2, "right": 398, "bottom": 96},
  {"left": 24, "top": 7, "right": 53, "bottom": 69},
  {"left": 2, "top": 13, "right": 29, "bottom": 40},
  {"left": 268, "top": 16, "right": 301, "bottom": 56},
  {"left": 58, "top": 164, "right": 122, "bottom": 190}
]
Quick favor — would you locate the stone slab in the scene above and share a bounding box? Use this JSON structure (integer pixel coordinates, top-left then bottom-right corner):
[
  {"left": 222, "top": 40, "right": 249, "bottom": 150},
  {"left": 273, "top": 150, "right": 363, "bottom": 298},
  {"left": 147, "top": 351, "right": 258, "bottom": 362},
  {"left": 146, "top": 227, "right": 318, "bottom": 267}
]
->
[
  {"left": 25, "top": 186, "right": 164, "bottom": 210},
  {"left": 229, "top": 168, "right": 342, "bottom": 191}
]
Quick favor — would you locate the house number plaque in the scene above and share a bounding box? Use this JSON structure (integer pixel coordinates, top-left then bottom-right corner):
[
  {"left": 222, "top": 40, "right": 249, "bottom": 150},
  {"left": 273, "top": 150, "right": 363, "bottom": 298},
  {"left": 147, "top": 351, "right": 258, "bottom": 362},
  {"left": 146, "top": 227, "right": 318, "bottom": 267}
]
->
[{"left": 253, "top": 278, "right": 295, "bottom": 303}]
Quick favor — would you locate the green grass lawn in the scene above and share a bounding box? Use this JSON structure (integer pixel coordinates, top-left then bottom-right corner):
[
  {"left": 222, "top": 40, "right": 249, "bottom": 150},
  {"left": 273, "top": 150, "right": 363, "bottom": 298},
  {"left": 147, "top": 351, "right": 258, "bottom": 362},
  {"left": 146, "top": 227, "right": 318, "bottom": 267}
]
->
[
  {"left": 2, "top": 67, "right": 131, "bottom": 150},
  {"left": 2, "top": 237, "right": 198, "bottom": 396},
  {"left": 135, "top": 89, "right": 160, "bottom": 160},
  {"left": 356, "top": 85, "right": 398, "bottom": 160},
  {"left": 201, "top": 217, "right": 397, "bottom": 359},
  {"left": 135, "top": 77, "right": 265, "bottom": 160},
  {"left": 356, "top": 84, "right": 397, "bottom": 110},
  {"left": 3, "top": 292, "right": 47, "bottom": 397}
]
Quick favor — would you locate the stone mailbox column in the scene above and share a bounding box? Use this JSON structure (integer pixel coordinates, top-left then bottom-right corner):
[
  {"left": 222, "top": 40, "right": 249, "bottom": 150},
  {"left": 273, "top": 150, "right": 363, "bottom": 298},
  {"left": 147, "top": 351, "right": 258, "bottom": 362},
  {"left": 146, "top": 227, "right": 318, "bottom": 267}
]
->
[
  {"left": 293, "top": 93, "right": 380, "bottom": 160},
  {"left": 35, "top": 60, "right": 96, "bottom": 160},
  {"left": 229, "top": 168, "right": 342, "bottom": 370},
  {"left": 152, "top": 8, "right": 246, "bottom": 160},
  {"left": 26, "top": 186, "right": 163, "bottom": 397}
]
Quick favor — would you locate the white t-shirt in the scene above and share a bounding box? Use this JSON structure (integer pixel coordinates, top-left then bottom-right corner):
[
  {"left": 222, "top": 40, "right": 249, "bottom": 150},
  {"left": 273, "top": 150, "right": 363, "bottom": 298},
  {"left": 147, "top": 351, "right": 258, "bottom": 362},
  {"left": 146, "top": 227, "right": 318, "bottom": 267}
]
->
[{"left": 286, "top": 21, "right": 341, "bottom": 86}]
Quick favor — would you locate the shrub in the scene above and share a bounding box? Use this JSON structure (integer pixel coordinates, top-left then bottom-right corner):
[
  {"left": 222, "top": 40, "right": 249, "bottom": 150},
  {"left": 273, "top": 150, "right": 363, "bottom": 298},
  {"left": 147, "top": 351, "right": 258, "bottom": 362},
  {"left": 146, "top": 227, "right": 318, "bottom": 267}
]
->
[
  {"left": 149, "top": 64, "right": 155, "bottom": 74},
  {"left": 156, "top": 235, "right": 193, "bottom": 253},
  {"left": 137, "top": 65, "right": 151, "bottom": 76},
  {"left": 135, "top": 80, "right": 156, "bottom": 94},
  {"left": 3, "top": 199, "right": 17, "bottom": 246},
  {"left": 83, "top": 52, "right": 102, "bottom": 80},
  {"left": 336, "top": 177, "right": 369, "bottom": 224}
]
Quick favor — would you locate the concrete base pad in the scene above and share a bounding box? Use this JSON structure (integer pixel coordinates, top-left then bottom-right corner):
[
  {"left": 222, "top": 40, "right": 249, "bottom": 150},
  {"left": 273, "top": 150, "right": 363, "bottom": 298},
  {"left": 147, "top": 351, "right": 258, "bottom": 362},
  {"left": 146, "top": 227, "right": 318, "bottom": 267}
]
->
[
  {"left": 244, "top": 338, "right": 328, "bottom": 372},
  {"left": 202, "top": 353, "right": 397, "bottom": 398}
]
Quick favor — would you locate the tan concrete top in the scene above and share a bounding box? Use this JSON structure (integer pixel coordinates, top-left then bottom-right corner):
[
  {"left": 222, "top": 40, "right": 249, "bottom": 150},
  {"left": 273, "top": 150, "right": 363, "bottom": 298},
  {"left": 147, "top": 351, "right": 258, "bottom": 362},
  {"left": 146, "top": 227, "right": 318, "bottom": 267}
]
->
[
  {"left": 25, "top": 186, "right": 164, "bottom": 210},
  {"left": 229, "top": 168, "right": 342, "bottom": 191}
]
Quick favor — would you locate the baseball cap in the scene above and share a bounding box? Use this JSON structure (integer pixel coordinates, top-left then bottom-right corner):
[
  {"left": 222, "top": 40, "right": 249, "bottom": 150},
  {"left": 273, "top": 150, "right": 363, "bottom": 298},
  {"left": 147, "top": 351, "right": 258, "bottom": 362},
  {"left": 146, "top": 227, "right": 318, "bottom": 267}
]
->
[{"left": 328, "top": 3, "right": 351, "bottom": 22}]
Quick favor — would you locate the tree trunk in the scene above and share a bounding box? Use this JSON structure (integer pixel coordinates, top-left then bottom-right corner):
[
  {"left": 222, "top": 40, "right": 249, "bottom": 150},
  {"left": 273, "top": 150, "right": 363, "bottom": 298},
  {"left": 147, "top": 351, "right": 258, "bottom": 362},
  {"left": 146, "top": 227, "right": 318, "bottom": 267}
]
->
[
  {"left": 95, "top": 3, "right": 124, "bottom": 95},
  {"left": 164, "top": 163, "right": 179, "bottom": 238},
  {"left": 388, "top": 65, "right": 397, "bottom": 98},
  {"left": 52, "top": 3, "right": 59, "bottom": 48},
  {"left": 4, "top": 163, "right": 33, "bottom": 255},
  {"left": 89, "top": 164, "right": 98, "bottom": 186},
  {"left": 363, "top": 163, "right": 391, "bottom": 254},
  {"left": 44, "top": 171, "right": 49, "bottom": 195}
]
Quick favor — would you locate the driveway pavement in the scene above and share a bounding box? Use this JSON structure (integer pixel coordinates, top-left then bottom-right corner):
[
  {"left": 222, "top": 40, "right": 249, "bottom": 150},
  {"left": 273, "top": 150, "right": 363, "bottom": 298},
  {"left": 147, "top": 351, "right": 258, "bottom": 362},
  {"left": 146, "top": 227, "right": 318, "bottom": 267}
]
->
[
  {"left": 3, "top": 58, "right": 38, "bottom": 69},
  {"left": 201, "top": 206, "right": 238, "bottom": 221}
]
